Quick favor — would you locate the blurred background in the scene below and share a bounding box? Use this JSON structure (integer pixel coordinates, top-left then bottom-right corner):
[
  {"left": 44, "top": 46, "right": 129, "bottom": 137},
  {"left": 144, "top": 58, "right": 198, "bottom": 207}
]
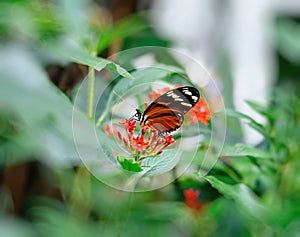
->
[
  {"left": 1, "top": 0, "right": 300, "bottom": 236},
  {"left": 151, "top": 0, "right": 300, "bottom": 145}
]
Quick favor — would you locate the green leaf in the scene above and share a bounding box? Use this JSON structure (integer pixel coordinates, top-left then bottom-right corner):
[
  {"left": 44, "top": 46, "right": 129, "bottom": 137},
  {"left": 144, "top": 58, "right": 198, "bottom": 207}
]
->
[
  {"left": 141, "top": 149, "right": 179, "bottom": 176},
  {"left": 225, "top": 109, "right": 268, "bottom": 137},
  {"left": 221, "top": 143, "right": 271, "bottom": 159},
  {"left": 47, "top": 39, "right": 133, "bottom": 79},
  {"left": 0, "top": 47, "right": 78, "bottom": 166},
  {"left": 203, "top": 176, "right": 273, "bottom": 223},
  {"left": 245, "top": 100, "right": 273, "bottom": 119},
  {"left": 117, "top": 156, "right": 143, "bottom": 172},
  {"left": 275, "top": 18, "right": 300, "bottom": 64},
  {"left": 97, "top": 14, "right": 149, "bottom": 53}
]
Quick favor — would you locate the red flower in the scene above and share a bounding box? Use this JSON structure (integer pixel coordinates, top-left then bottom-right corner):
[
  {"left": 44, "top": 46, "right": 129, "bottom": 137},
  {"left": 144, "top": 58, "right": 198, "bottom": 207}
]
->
[
  {"left": 188, "top": 98, "right": 213, "bottom": 125},
  {"left": 184, "top": 188, "right": 200, "bottom": 201},
  {"left": 103, "top": 120, "right": 175, "bottom": 161},
  {"left": 165, "top": 135, "right": 174, "bottom": 145},
  {"left": 103, "top": 124, "right": 111, "bottom": 135},
  {"left": 132, "top": 126, "right": 150, "bottom": 153},
  {"left": 183, "top": 188, "right": 207, "bottom": 212},
  {"left": 120, "top": 119, "right": 136, "bottom": 134}
]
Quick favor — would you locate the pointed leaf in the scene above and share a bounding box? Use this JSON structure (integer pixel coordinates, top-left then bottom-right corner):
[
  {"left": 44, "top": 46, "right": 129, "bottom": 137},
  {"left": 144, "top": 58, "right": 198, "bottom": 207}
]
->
[
  {"left": 117, "top": 156, "right": 143, "bottom": 172},
  {"left": 47, "top": 39, "right": 133, "bottom": 78},
  {"left": 221, "top": 143, "right": 271, "bottom": 158},
  {"left": 203, "top": 176, "right": 273, "bottom": 223},
  {"left": 245, "top": 100, "right": 273, "bottom": 119},
  {"left": 225, "top": 109, "right": 268, "bottom": 137},
  {"left": 141, "top": 149, "right": 179, "bottom": 176}
]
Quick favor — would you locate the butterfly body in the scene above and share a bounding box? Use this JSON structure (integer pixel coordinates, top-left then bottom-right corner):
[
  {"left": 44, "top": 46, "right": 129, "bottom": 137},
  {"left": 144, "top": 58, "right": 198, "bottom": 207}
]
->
[{"left": 133, "top": 86, "right": 200, "bottom": 134}]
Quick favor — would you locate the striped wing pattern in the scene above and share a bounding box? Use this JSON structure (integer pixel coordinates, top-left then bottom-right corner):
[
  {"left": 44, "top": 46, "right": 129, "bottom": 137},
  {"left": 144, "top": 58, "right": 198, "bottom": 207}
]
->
[{"left": 141, "top": 86, "right": 200, "bottom": 133}]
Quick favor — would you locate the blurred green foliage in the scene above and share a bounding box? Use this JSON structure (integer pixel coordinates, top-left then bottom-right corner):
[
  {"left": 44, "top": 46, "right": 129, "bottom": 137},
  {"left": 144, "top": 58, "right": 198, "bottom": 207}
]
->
[
  {"left": 0, "top": 0, "right": 300, "bottom": 237},
  {"left": 275, "top": 17, "right": 300, "bottom": 91}
]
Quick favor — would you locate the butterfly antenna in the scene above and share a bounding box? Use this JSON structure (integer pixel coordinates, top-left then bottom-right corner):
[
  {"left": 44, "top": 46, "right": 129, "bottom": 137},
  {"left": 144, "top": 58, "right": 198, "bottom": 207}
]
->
[{"left": 112, "top": 90, "right": 137, "bottom": 110}]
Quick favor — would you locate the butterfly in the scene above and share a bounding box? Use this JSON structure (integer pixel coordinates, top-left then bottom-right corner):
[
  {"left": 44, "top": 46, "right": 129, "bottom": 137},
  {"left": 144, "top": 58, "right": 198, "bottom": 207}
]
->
[{"left": 131, "top": 86, "right": 200, "bottom": 134}]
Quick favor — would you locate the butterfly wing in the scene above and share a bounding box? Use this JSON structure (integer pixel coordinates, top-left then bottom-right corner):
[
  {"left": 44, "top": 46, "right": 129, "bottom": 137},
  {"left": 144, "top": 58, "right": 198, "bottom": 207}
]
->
[
  {"left": 141, "top": 86, "right": 200, "bottom": 133},
  {"left": 142, "top": 103, "right": 184, "bottom": 133}
]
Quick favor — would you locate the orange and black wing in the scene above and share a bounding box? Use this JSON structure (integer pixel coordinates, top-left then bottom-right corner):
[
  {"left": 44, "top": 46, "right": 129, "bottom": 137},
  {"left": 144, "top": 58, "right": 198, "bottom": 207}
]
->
[{"left": 141, "top": 86, "right": 200, "bottom": 133}]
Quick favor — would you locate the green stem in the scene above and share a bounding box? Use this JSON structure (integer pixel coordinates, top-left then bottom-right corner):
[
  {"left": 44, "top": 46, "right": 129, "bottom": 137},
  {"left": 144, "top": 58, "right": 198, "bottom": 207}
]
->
[
  {"left": 95, "top": 108, "right": 109, "bottom": 127},
  {"left": 138, "top": 153, "right": 158, "bottom": 161},
  {"left": 88, "top": 67, "right": 95, "bottom": 120},
  {"left": 69, "top": 166, "right": 91, "bottom": 222}
]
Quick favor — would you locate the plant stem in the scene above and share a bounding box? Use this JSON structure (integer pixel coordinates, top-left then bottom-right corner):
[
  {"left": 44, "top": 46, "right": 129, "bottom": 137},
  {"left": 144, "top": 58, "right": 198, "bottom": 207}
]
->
[
  {"left": 88, "top": 67, "right": 95, "bottom": 120},
  {"left": 95, "top": 108, "right": 109, "bottom": 127},
  {"left": 69, "top": 166, "right": 91, "bottom": 222},
  {"left": 139, "top": 153, "right": 158, "bottom": 161}
]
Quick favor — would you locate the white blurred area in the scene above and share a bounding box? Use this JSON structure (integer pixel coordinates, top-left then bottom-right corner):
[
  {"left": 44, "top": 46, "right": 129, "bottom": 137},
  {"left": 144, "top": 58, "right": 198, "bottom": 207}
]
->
[{"left": 150, "top": 0, "right": 300, "bottom": 145}]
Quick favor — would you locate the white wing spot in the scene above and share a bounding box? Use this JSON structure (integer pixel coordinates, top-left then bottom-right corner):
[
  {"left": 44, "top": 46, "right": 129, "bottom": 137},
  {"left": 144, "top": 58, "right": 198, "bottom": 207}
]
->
[
  {"left": 181, "top": 102, "right": 192, "bottom": 107},
  {"left": 175, "top": 98, "right": 184, "bottom": 101},
  {"left": 167, "top": 92, "right": 181, "bottom": 99},
  {"left": 183, "top": 91, "right": 192, "bottom": 95},
  {"left": 192, "top": 96, "right": 198, "bottom": 101}
]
